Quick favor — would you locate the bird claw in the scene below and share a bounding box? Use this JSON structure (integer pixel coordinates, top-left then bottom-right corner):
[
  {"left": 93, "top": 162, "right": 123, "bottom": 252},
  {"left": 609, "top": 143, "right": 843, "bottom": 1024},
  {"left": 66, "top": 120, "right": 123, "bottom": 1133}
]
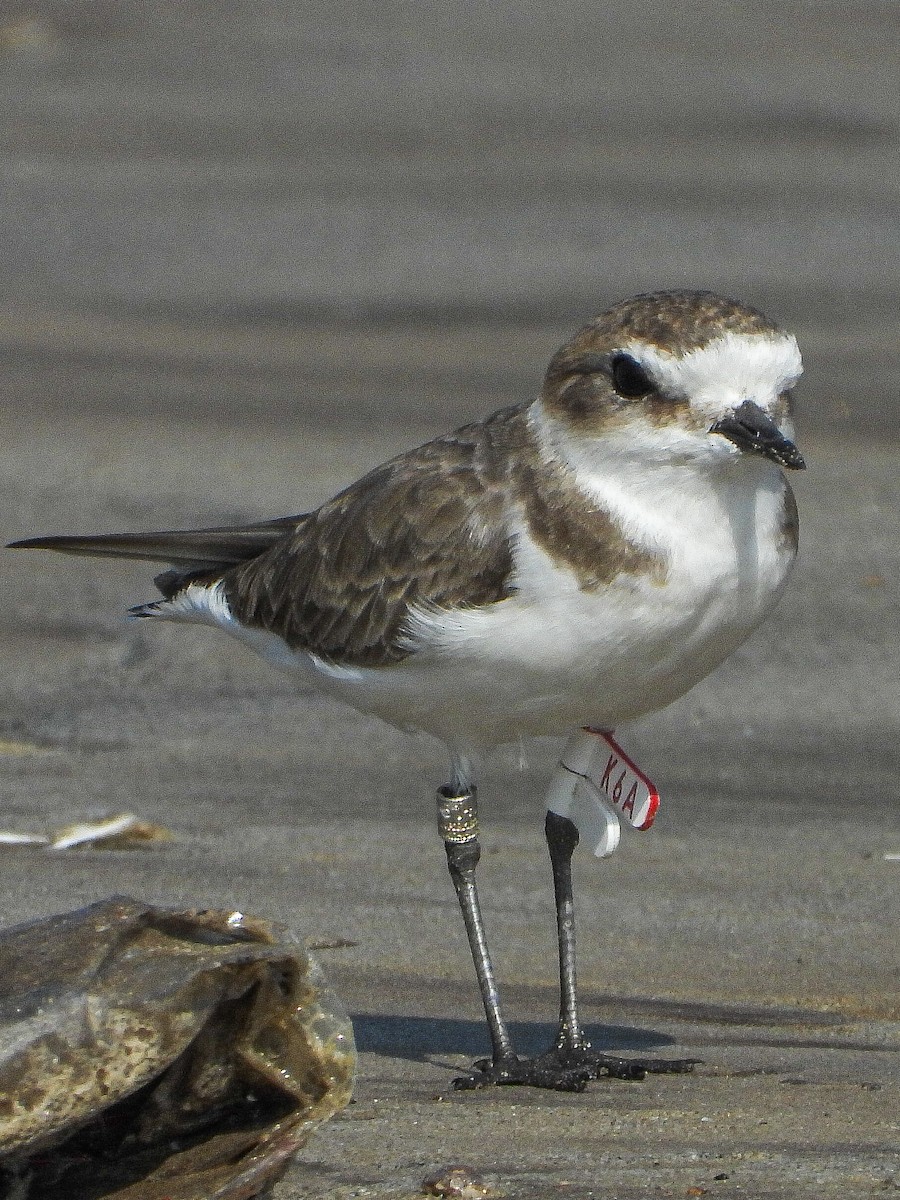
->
[
  {"left": 453, "top": 1054, "right": 592, "bottom": 1092},
  {"left": 453, "top": 1049, "right": 701, "bottom": 1091},
  {"left": 560, "top": 1047, "right": 702, "bottom": 1080}
]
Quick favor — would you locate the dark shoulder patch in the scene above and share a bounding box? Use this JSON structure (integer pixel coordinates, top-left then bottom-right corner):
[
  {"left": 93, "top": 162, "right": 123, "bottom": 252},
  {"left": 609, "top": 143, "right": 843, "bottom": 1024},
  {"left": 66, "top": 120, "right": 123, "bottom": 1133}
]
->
[{"left": 512, "top": 419, "right": 666, "bottom": 590}]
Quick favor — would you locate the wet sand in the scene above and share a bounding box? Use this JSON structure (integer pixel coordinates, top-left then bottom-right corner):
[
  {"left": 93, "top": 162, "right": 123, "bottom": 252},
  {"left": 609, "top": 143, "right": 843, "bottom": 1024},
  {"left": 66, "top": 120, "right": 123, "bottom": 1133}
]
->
[{"left": 1, "top": 3, "right": 898, "bottom": 1196}]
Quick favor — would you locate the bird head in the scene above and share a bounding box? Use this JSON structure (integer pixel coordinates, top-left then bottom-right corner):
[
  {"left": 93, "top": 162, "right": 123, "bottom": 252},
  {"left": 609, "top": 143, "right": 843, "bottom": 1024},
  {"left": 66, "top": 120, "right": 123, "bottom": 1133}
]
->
[{"left": 539, "top": 290, "right": 805, "bottom": 471}]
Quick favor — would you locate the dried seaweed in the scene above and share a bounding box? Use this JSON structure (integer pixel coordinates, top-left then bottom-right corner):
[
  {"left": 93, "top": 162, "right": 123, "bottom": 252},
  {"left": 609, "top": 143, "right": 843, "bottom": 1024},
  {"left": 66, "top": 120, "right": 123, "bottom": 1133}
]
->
[{"left": 0, "top": 897, "right": 355, "bottom": 1199}]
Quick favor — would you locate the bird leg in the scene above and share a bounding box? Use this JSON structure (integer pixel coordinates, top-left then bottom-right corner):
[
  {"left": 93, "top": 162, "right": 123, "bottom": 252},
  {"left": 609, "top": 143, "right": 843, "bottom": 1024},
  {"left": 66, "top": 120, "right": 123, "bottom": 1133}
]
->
[
  {"left": 546, "top": 809, "right": 585, "bottom": 1053},
  {"left": 541, "top": 808, "right": 700, "bottom": 1085},
  {"left": 438, "top": 788, "right": 598, "bottom": 1091},
  {"left": 439, "top": 790, "right": 698, "bottom": 1091},
  {"left": 437, "top": 786, "right": 516, "bottom": 1073}
]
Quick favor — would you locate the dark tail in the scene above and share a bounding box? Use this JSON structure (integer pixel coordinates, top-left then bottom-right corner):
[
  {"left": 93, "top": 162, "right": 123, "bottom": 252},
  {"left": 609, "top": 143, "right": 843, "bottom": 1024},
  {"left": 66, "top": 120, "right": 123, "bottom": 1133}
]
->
[{"left": 8, "top": 516, "right": 304, "bottom": 569}]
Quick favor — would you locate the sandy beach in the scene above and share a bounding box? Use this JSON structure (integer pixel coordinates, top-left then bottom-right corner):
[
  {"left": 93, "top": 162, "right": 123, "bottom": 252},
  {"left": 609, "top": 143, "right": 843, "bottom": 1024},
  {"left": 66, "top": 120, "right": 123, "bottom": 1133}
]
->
[{"left": 1, "top": 2, "right": 898, "bottom": 1195}]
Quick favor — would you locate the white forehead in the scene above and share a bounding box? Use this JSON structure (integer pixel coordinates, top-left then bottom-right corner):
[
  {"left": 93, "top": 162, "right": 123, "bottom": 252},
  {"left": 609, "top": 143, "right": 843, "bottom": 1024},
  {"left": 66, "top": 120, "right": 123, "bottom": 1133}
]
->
[{"left": 626, "top": 331, "right": 803, "bottom": 407}]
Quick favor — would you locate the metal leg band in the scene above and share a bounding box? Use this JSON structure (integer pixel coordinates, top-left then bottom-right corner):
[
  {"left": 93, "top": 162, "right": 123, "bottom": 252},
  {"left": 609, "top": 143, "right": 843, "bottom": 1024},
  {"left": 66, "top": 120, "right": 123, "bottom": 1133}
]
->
[{"left": 437, "top": 786, "right": 478, "bottom": 845}]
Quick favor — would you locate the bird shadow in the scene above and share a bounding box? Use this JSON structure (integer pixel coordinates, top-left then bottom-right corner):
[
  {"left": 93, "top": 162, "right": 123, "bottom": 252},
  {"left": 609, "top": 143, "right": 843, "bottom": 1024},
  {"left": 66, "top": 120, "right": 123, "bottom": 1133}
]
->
[{"left": 349, "top": 1012, "right": 676, "bottom": 1062}]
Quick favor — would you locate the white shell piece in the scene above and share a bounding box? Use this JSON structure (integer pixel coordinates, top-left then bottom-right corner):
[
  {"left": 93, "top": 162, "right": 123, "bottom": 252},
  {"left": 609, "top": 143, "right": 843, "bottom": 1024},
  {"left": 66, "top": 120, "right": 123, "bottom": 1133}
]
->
[
  {"left": 51, "top": 813, "right": 139, "bottom": 850},
  {"left": 0, "top": 831, "right": 51, "bottom": 847}
]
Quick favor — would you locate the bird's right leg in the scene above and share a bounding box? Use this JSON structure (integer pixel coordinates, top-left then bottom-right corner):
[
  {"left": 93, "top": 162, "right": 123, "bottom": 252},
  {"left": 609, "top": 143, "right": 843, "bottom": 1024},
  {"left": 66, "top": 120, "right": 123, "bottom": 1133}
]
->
[{"left": 436, "top": 785, "right": 516, "bottom": 1081}]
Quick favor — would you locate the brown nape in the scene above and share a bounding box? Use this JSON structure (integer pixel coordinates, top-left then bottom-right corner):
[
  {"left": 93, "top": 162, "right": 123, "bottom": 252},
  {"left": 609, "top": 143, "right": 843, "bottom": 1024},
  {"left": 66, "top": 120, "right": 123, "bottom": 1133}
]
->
[
  {"left": 541, "top": 332, "right": 614, "bottom": 415},
  {"left": 582, "top": 290, "right": 781, "bottom": 355},
  {"left": 544, "top": 373, "right": 613, "bottom": 427}
]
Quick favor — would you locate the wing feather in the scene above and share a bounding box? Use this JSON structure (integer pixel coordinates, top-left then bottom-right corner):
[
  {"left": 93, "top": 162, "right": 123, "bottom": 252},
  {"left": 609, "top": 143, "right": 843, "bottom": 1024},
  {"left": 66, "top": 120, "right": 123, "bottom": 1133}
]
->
[
  {"left": 8, "top": 517, "right": 302, "bottom": 568},
  {"left": 223, "top": 413, "right": 522, "bottom": 666}
]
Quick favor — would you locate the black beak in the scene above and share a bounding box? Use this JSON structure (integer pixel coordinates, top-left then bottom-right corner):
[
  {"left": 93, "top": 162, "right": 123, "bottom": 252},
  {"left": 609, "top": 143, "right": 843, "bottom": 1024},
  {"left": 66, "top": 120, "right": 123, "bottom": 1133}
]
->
[{"left": 711, "top": 401, "right": 806, "bottom": 470}]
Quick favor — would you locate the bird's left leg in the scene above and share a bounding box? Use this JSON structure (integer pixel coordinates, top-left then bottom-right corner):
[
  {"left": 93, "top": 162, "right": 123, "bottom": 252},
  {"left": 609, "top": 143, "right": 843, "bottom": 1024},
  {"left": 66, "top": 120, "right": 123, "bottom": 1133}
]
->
[{"left": 542, "top": 808, "right": 699, "bottom": 1083}]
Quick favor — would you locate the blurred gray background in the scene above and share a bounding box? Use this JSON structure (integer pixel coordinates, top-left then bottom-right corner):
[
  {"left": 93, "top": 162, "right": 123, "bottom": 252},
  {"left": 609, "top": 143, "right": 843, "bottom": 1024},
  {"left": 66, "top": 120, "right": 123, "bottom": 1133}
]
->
[{"left": 0, "top": 3, "right": 898, "bottom": 1196}]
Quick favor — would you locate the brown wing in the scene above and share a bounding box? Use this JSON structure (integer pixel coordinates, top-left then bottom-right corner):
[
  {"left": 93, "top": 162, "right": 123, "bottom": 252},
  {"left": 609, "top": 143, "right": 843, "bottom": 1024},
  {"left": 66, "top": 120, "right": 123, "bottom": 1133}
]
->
[{"left": 222, "top": 414, "right": 521, "bottom": 667}]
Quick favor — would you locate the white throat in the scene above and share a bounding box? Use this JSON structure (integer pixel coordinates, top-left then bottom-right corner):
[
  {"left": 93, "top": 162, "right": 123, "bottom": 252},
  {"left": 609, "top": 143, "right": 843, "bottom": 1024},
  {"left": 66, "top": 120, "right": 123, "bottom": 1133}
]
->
[{"left": 528, "top": 399, "right": 786, "bottom": 559}]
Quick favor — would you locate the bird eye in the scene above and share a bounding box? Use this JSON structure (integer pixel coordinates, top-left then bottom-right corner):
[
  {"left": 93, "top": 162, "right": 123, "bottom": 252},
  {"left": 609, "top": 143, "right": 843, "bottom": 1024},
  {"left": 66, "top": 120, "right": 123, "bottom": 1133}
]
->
[{"left": 611, "top": 353, "right": 654, "bottom": 399}]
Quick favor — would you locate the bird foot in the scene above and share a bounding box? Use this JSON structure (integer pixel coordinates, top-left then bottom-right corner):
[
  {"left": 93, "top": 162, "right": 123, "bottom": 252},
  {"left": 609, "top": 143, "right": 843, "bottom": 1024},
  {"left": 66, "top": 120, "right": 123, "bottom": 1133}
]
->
[{"left": 453, "top": 1048, "right": 701, "bottom": 1092}]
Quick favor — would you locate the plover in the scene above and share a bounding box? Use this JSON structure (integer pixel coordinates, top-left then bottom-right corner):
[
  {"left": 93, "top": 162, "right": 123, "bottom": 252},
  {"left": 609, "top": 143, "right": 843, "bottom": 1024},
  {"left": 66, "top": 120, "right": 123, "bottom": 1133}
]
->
[{"left": 10, "top": 290, "right": 805, "bottom": 1090}]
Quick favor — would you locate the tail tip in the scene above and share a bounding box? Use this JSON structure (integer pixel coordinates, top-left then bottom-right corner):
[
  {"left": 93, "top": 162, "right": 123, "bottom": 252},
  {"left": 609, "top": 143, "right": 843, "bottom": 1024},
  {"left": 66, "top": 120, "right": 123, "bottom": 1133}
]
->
[{"left": 128, "top": 601, "right": 162, "bottom": 620}]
